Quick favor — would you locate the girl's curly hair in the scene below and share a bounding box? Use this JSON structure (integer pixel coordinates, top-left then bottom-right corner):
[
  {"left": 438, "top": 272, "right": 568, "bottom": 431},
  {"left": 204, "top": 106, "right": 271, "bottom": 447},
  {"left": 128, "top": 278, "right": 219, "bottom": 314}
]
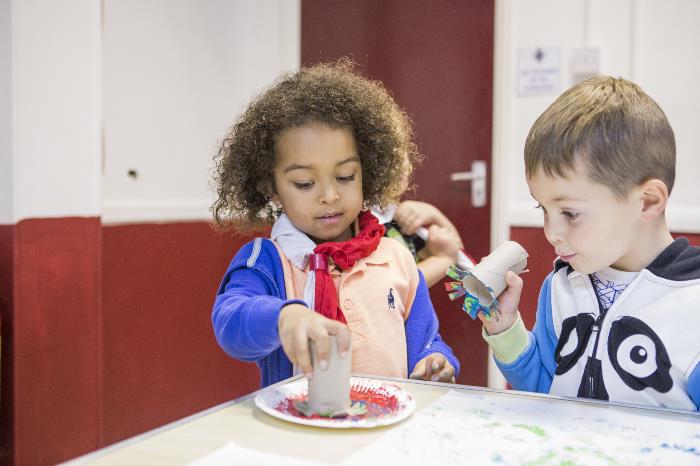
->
[{"left": 212, "top": 59, "right": 420, "bottom": 231}]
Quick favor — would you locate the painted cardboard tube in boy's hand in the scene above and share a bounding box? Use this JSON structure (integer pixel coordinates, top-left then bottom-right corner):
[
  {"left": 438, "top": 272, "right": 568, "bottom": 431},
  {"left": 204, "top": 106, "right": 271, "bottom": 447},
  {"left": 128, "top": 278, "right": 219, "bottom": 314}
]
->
[{"left": 445, "top": 240, "right": 528, "bottom": 321}]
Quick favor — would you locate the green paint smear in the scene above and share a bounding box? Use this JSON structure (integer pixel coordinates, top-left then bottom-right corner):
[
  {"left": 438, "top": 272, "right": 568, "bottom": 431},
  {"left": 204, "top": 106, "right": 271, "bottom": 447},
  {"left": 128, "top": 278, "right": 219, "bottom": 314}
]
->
[
  {"left": 522, "top": 452, "right": 584, "bottom": 466},
  {"left": 513, "top": 424, "right": 547, "bottom": 437},
  {"left": 523, "top": 446, "right": 620, "bottom": 466},
  {"left": 562, "top": 447, "right": 620, "bottom": 465},
  {"left": 522, "top": 451, "right": 555, "bottom": 466}
]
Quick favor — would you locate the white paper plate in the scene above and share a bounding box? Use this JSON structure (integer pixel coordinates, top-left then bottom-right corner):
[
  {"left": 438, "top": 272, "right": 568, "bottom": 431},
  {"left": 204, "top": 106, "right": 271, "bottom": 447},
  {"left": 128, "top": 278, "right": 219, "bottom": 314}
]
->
[{"left": 254, "top": 377, "right": 415, "bottom": 428}]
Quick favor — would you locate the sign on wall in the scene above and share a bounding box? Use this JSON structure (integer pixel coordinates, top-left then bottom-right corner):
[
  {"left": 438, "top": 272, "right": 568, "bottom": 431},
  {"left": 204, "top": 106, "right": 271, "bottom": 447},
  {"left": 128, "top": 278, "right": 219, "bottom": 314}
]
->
[{"left": 517, "top": 47, "right": 561, "bottom": 97}]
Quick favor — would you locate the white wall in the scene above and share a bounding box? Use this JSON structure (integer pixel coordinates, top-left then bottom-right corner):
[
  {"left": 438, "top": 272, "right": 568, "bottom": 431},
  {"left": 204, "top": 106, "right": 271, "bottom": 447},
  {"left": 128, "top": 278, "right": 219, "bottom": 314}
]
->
[
  {"left": 0, "top": 0, "right": 101, "bottom": 223},
  {"left": 633, "top": 1, "right": 700, "bottom": 232},
  {"left": 0, "top": 0, "right": 11, "bottom": 223},
  {"left": 0, "top": 0, "right": 299, "bottom": 225},
  {"left": 493, "top": 0, "right": 700, "bottom": 246},
  {"left": 101, "top": 0, "right": 300, "bottom": 223}
]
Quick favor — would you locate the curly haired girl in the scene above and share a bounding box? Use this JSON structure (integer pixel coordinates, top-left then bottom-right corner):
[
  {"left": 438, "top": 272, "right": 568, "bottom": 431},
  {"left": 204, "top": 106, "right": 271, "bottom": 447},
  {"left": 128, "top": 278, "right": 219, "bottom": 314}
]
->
[{"left": 211, "top": 61, "right": 459, "bottom": 387}]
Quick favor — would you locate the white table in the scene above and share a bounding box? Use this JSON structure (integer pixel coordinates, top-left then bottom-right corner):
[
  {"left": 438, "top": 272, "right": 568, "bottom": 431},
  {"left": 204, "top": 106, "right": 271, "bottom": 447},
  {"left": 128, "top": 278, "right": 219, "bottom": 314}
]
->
[{"left": 64, "top": 375, "right": 700, "bottom": 465}]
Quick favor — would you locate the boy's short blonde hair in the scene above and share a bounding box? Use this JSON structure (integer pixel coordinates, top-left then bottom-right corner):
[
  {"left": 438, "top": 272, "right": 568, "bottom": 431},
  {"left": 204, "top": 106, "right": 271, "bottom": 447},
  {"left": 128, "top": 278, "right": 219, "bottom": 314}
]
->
[{"left": 524, "top": 76, "right": 676, "bottom": 197}]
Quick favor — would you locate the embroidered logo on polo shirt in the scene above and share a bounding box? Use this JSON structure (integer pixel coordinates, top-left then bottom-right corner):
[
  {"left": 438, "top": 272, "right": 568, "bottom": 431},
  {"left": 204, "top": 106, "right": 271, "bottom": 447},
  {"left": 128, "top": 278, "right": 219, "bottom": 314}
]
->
[{"left": 387, "top": 288, "right": 395, "bottom": 310}]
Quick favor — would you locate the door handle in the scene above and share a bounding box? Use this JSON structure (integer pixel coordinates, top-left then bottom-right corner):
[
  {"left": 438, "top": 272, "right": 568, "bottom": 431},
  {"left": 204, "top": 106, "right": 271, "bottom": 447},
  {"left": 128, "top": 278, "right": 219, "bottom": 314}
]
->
[{"left": 450, "top": 160, "right": 487, "bottom": 207}]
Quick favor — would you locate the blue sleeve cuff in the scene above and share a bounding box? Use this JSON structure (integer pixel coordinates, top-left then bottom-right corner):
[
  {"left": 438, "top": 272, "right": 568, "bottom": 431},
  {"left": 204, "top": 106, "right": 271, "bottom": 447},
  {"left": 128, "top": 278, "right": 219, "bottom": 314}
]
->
[
  {"left": 405, "top": 271, "right": 460, "bottom": 377},
  {"left": 687, "top": 356, "right": 700, "bottom": 410}
]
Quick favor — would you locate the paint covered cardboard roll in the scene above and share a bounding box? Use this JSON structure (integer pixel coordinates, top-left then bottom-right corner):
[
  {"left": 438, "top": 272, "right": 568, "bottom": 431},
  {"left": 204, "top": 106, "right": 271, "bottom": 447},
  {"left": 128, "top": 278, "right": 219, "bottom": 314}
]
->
[
  {"left": 308, "top": 335, "right": 351, "bottom": 416},
  {"left": 463, "top": 240, "right": 528, "bottom": 305}
]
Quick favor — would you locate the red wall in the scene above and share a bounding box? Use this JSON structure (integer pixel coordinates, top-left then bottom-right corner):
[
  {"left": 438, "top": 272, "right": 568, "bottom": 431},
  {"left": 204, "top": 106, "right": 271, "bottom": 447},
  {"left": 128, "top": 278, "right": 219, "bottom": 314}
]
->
[
  {"left": 0, "top": 220, "right": 260, "bottom": 465},
  {"left": 101, "top": 222, "right": 259, "bottom": 445},
  {"left": 0, "top": 224, "right": 14, "bottom": 465},
  {"left": 510, "top": 227, "right": 700, "bottom": 326},
  {"left": 1, "top": 219, "right": 101, "bottom": 466}
]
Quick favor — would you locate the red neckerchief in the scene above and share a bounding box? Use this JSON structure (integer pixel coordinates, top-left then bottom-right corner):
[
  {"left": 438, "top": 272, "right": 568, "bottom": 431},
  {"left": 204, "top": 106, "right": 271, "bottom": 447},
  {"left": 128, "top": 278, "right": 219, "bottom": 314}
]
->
[{"left": 309, "top": 211, "right": 385, "bottom": 323}]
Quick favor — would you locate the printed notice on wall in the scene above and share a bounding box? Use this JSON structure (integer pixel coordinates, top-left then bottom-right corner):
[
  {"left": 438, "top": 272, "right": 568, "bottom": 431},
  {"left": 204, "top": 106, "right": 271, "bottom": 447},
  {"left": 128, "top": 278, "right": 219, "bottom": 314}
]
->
[{"left": 517, "top": 47, "right": 560, "bottom": 96}]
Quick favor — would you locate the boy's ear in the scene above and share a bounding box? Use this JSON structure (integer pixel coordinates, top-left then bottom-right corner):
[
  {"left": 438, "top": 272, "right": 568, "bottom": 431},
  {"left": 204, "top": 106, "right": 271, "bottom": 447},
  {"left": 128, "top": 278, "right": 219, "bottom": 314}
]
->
[{"left": 638, "top": 178, "right": 669, "bottom": 221}]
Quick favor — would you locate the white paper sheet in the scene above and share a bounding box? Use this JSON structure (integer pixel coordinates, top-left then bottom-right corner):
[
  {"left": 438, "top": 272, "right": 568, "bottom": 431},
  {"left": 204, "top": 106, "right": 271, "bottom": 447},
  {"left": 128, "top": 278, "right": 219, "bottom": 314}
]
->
[{"left": 188, "top": 441, "right": 333, "bottom": 466}]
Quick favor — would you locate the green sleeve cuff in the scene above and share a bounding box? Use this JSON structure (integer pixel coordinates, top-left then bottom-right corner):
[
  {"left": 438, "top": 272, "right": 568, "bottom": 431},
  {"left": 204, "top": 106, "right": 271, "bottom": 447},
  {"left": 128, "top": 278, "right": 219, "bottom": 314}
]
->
[{"left": 482, "top": 313, "right": 529, "bottom": 364}]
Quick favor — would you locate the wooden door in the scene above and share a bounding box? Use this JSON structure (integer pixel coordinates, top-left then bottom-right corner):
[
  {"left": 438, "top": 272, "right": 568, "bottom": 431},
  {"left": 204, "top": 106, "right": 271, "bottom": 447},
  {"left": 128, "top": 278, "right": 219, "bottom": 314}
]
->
[{"left": 302, "top": 0, "right": 494, "bottom": 386}]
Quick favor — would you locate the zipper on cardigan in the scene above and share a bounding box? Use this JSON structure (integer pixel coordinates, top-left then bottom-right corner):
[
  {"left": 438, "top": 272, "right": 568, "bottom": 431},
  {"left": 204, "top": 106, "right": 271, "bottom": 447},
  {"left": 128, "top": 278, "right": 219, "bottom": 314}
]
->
[
  {"left": 264, "top": 356, "right": 272, "bottom": 386},
  {"left": 586, "top": 295, "right": 608, "bottom": 398}
]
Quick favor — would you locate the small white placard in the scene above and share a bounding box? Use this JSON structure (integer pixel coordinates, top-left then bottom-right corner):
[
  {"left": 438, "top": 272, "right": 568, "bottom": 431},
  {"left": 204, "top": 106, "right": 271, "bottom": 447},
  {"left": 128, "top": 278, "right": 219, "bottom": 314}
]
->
[{"left": 517, "top": 47, "right": 561, "bottom": 96}]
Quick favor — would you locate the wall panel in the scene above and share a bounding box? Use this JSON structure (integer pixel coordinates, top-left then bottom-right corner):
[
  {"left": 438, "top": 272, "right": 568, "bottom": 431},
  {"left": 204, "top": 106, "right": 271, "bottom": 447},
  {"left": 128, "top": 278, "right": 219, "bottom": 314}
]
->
[
  {"left": 101, "top": 222, "right": 260, "bottom": 445},
  {"left": 1, "top": 218, "right": 101, "bottom": 466}
]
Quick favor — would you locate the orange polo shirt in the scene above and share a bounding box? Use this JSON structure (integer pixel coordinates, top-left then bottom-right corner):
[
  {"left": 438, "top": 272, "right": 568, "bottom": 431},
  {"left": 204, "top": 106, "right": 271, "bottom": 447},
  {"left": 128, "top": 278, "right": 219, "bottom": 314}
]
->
[{"left": 273, "top": 237, "right": 419, "bottom": 378}]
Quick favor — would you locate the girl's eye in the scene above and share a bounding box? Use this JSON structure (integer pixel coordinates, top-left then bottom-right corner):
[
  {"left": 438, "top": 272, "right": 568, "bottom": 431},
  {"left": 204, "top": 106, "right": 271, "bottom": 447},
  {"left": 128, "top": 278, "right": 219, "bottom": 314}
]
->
[
  {"left": 293, "top": 181, "right": 313, "bottom": 190},
  {"left": 337, "top": 174, "right": 356, "bottom": 183},
  {"left": 561, "top": 210, "right": 579, "bottom": 220}
]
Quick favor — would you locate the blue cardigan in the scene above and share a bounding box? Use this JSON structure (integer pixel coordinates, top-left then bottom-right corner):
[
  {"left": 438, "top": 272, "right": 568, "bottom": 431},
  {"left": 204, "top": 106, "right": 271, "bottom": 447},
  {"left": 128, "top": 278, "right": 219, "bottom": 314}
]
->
[{"left": 212, "top": 238, "right": 459, "bottom": 386}]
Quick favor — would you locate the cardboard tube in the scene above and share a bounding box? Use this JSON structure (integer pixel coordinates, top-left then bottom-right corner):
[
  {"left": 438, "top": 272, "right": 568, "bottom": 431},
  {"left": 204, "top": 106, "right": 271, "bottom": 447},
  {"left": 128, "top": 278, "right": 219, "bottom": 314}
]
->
[
  {"left": 308, "top": 335, "right": 351, "bottom": 416},
  {"left": 461, "top": 241, "right": 528, "bottom": 307}
]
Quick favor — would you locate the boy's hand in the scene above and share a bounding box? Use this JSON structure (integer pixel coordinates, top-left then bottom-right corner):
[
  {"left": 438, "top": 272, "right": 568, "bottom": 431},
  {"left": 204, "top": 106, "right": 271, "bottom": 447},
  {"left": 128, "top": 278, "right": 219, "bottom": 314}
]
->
[
  {"left": 409, "top": 353, "right": 455, "bottom": 383},
  {"left": 480, "top": 271, "right": 523, "bottom": 335},
  {"left": 425, "top": 225, "right": 462, "bottom": 261},
  {"left": 278, "top": 303, "right": 351, "bottom": 378}
]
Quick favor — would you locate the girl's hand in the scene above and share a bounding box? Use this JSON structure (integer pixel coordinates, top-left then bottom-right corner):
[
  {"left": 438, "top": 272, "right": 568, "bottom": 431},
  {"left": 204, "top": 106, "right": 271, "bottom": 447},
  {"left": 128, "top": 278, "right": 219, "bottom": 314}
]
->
[
  {"left": 480, "top": 271, "right": 523, "bottom": 335},
  {"left": 409, "top": 353, "right": 456, "bottom": 383},
  {"left": 394, "top": 200, "right": 436, "bottom": 235},
  {"left": 278, "top": 303, "right": 351, "bottom": 378},
  {"left": 424, "top": 224, "right": 461, "bottom": 262}
]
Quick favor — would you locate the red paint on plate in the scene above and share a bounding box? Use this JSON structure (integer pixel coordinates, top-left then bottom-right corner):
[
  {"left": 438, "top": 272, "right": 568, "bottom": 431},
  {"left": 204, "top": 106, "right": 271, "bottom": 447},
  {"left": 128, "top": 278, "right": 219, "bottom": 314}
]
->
[{"left": 275, "top": 383, "right": 403, "bottom": 421}]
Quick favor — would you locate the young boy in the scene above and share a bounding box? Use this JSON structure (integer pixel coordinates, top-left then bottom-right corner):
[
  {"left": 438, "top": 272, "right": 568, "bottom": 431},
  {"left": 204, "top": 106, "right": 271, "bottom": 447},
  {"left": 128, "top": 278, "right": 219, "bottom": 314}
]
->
[{"left": 483, "top": 76, "right": 700, "bottom": 410}]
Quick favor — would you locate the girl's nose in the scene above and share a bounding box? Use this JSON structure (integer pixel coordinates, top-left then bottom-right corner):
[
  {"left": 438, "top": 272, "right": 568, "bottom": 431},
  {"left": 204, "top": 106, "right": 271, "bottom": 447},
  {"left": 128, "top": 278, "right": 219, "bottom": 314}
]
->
[{"left": 319, "top": 182, "right": 340, "bottom": 204}]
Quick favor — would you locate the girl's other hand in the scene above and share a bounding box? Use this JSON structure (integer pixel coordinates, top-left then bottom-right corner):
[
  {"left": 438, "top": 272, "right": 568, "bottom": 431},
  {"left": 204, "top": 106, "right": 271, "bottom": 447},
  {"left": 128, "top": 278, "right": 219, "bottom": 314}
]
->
[
  {"left": 409, "top": 353, "right": 456, "bottom": 383},
  {"left": 278, "top": 303, "right": 351, "bottom": 378},
  {"left": 480, "top": 271, "right": 523, "bottom": 335}
]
